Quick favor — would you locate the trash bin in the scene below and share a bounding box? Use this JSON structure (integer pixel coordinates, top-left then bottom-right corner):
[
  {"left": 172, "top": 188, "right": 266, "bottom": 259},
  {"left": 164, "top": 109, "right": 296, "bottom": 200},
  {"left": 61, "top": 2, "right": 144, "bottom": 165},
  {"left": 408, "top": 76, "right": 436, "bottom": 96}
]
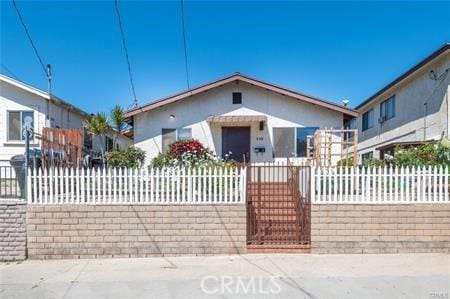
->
[{"left": 10, "top": 155, "right": 26, "bottom": 197}]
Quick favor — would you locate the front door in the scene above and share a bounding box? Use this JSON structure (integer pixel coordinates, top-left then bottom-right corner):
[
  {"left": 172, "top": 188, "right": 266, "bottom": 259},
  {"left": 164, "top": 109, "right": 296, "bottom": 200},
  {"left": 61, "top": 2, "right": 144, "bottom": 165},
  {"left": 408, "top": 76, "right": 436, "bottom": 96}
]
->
[{"left": 222, "top": 127, "right": 250, "bottom": 163}]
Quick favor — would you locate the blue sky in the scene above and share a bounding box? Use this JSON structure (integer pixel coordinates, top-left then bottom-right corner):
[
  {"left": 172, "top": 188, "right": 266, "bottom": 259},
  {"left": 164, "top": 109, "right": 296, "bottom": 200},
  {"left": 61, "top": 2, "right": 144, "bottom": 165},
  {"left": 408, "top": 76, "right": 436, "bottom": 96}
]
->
[{"left": 1, "top": 1, "right": 449, "bottom": 114}]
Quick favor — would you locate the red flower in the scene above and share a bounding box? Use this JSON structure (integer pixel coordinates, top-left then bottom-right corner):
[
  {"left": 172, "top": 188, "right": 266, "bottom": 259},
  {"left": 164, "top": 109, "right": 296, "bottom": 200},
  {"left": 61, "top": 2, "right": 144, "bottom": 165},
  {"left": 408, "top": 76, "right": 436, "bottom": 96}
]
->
[{"left": 169, "top": 139, "right": 206, "bottom": 159}]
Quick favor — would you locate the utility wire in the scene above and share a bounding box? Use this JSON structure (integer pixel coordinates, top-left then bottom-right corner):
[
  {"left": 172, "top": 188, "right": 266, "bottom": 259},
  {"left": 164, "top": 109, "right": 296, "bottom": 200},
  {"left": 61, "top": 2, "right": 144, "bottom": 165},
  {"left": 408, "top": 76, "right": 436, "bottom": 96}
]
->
[
  {"left": 180, "top": 0, "right": 190, "bottom": 89},
  {"left": 114, "top": 0, "right": 138, "bottom": 108},
  {"left": 12, "top": 0, "right": 48, "bottom": 77},
  {"left": 1, "top": 63, "right": 20, "bottom": 80}
]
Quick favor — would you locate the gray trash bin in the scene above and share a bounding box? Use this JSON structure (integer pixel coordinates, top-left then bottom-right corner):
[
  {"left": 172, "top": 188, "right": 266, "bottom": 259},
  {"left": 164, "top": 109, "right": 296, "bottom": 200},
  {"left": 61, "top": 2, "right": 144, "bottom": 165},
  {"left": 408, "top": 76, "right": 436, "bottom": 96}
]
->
[{"left": 10, "top": 155, "right": 26, "bottom": 197}]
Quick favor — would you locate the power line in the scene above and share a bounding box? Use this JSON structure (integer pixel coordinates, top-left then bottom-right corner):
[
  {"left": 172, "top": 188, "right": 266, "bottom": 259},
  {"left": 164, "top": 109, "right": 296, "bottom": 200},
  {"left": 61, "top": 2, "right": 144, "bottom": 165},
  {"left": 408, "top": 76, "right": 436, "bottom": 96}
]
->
[
  {"left": 12, "top": 0, "right": 47, "bottom": 77},
  {"left": 179, "top": 0, "right": 190, "bottom": 89},
  {"left": 1, "top": 63, "right": 20, "bottom": 80},
  {"left": 114, "top": 0, "right": 138, "bottom": 108}
]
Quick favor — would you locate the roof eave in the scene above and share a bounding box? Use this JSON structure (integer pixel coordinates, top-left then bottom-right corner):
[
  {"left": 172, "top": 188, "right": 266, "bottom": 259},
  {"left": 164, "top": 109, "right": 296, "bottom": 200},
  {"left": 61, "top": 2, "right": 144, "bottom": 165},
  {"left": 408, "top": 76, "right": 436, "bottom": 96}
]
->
[
  {"left": 355, "top": 43, "right": 450, "bottom": 111},
  {"left": 125, "top": 73, "right": 358, "bottom": 118}
]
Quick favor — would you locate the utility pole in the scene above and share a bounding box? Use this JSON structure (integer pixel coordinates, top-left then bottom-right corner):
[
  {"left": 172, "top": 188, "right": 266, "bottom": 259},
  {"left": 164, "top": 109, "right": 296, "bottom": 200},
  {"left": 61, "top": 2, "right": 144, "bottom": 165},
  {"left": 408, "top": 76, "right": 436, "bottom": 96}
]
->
[{"left": 46, "top": 64, "right": 52, "bottom": 127}]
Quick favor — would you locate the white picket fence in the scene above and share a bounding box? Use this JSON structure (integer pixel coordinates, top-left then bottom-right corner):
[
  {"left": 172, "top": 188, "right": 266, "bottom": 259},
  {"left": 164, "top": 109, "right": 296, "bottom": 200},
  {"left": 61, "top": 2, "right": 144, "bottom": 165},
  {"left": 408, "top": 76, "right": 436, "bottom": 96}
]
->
[
  {"left": 27, "top": 165, "right": 450, "bottom": 205},
  {"left": 311, "top": 166, "right": 450, "bottom": 203},
  {"left": 27, "top": 167, "right": 246, "bottom": 204}
]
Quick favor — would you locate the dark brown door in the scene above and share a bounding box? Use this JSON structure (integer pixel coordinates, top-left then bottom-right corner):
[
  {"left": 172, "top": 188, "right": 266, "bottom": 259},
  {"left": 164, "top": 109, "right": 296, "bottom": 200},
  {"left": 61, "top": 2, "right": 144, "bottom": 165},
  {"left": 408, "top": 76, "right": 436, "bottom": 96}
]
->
[{"left": 222, "top": 127, "right": 250, "bottom": 163}]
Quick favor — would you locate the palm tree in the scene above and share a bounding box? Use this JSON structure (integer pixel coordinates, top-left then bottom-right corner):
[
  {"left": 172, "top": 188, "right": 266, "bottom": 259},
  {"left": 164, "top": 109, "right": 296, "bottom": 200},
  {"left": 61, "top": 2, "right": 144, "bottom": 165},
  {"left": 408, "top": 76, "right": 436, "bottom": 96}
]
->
[
  {"left": 109, "top": 105, "right": 127, "bottom": 149},
  {"left": 83, "top": 112, "right": 110, "bottom": 163}
]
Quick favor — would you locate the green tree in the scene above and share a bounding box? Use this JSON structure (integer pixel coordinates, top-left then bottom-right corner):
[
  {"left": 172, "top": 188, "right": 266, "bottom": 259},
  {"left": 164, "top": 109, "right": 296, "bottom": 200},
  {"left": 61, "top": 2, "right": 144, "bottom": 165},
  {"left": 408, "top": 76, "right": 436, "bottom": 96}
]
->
[
  {"left": 83, "top": 112, "right": 110, "bottom": 163},
  {"left": 109, "top": 105, "right": 127, "bottom": 149}
]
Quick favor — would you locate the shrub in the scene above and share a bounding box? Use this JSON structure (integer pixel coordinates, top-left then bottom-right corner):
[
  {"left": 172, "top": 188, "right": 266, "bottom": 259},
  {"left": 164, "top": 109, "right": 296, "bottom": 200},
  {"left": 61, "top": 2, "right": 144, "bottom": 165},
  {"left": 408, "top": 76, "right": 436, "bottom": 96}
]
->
[
  {"left": 106, "top": 147, "right": 146, "bottom": 168},
  {"left": 362, "top": 156, "right": 386, "bottom": 167},
  {"left": 151, "top": 139, "right": 236, "bottom": 168},
  {"left": 393, "top": 140, "right": 450, "bottom": 167},
  {"left": 336, "top": 157, "right": 354, "bottom": 167}
]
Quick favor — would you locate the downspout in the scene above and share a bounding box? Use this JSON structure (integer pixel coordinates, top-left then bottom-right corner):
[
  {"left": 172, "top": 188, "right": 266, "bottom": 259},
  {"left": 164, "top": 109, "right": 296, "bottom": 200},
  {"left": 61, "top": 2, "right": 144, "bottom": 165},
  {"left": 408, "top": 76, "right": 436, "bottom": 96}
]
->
[{"left": 445, "top": 83, "right": 450, "bottom": 139}]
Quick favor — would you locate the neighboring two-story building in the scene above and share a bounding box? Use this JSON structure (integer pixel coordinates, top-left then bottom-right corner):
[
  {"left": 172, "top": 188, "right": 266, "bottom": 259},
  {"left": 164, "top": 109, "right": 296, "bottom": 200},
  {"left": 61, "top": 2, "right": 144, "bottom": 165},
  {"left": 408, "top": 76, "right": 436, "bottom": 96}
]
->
[
  {"left": 0, "top": 74, "right": 131, "bottom": 166},
  {"left": 354, "top": 44, "right": 450, "bottom": 160}
]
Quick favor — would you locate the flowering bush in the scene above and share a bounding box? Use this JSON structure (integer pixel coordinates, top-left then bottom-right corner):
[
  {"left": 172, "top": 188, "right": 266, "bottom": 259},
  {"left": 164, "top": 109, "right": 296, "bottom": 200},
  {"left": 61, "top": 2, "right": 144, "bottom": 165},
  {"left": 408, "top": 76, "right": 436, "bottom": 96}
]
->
[{"left": 151, "top": 139, "right": 236, "bottom": 168}]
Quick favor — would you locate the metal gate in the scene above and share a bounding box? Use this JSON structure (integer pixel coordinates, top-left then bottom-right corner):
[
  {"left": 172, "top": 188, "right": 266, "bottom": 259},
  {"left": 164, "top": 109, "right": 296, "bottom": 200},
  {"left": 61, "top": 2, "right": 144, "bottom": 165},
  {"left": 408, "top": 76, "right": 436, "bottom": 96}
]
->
[{"left": 246, "top": 162, "right": 311, "bottom": 246}]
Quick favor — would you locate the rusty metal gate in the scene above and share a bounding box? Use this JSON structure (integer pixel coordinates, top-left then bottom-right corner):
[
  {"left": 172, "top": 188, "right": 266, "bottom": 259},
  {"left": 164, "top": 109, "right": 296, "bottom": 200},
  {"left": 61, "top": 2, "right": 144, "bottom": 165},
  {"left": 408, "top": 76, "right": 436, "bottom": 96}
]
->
[{"left": 246, "top": 162, "right": 311, "bottom": 247}]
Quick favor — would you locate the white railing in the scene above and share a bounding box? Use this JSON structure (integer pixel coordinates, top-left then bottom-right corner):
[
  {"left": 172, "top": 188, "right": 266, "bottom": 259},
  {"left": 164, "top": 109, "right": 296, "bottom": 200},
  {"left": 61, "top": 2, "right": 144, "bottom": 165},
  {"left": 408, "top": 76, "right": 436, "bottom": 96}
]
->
[
  {"left": 311, "top": 166, "right": 449, "bottom": 203},
  {"left": 27, "top": 166, "right": 246, "bottom": 204}
]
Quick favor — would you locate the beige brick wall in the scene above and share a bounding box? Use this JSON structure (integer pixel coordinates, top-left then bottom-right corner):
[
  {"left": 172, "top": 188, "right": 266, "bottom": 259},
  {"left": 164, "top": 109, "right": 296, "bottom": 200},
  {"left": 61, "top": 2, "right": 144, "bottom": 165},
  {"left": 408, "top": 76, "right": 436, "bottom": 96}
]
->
[
  {"left": 27, "top": 204, "right": 246, "bottom": 259},
  {"left": 311, "top": 204, "right": 450, "bottom": 254},
  {"left": 0, "top": 201, "right": 27, "bottom": 261}
]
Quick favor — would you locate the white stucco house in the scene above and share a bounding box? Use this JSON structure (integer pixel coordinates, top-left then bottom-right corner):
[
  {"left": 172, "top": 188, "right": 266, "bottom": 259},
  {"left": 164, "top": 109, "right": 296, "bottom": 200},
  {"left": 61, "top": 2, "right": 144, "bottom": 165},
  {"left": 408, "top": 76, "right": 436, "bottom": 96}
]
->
[
  {"left": 353, "top": 43, "right": 450, "bottom": 161},
  {"left": 125, "top": 73, "right": 358, "bottom": 165},
  {"left": 0, "top": 74, "right": 131, "bottom": 166}
]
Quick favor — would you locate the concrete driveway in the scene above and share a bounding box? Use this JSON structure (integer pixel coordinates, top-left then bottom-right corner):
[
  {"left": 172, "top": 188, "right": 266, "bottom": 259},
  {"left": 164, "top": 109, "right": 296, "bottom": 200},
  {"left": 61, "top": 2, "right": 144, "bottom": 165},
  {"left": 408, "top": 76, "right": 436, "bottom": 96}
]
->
[{"left": 1, "top": 253, "right": 449, "bottom": 299}]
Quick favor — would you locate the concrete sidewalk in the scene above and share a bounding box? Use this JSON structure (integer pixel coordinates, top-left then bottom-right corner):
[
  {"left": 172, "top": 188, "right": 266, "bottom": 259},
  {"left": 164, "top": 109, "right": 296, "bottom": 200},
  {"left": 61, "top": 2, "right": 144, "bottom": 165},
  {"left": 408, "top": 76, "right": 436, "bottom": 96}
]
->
[{"left": 1, "top": 254, "right": 449, "bottom": 298}]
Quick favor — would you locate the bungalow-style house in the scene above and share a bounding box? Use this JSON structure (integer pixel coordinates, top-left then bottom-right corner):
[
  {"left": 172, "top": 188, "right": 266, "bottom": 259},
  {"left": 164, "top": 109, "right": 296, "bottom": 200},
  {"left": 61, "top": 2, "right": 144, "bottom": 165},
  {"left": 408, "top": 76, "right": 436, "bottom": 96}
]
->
[
  {"left": 0, "top": 74, "right": 131, "bottom": 166},
  {"left": 125, "top": 73, "right": 358, "bottom": 165},
  {"left": 353, "top": 43, "right": 450, "bottom": 161}
]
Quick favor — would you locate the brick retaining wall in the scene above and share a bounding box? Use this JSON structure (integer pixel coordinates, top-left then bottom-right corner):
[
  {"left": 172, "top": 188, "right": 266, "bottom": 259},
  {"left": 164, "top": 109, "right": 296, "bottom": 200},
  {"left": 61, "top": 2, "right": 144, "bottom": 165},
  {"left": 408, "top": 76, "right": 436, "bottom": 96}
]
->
[
  {"left": 27, "top": 204, "right": 246, "bottom": 259},
  {"left": 0, "top": 201, "right": 27, "bottom": 261},
  {"left": 311, "top": 204, "right": 450, "bottom": 254}
]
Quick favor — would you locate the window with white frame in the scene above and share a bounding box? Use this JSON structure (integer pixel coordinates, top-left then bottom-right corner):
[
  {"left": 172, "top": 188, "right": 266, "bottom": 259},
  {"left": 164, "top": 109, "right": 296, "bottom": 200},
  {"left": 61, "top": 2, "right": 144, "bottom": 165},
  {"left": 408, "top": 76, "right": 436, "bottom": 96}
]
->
[
  {"left": 8, "top": 111, "right": 34, "bottom": 141},
  {"left": 162, "top": 128, "right": 192, "bottom": 152},
  {"left": 273, "top": 127, "right": 319, "bottom": 158},
  {"left": 380, "top": 95, "right": 395, "bottom": 122}
]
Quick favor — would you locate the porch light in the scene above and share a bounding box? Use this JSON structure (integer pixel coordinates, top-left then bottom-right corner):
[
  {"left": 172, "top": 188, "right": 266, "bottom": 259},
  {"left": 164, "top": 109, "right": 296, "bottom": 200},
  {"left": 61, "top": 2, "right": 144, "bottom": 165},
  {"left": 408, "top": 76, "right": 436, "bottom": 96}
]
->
[{"left": 169, "top": 114, "right": 175, "bottom": 119}]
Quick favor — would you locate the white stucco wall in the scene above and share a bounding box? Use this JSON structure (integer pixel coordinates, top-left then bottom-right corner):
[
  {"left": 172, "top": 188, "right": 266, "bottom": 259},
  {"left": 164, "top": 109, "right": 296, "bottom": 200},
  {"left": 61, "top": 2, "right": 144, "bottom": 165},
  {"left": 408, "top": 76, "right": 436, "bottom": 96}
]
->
[
  {"left": 356, "top": 51, "right": 450, "bottom": 159},
  {"left": 133, "top": 81, "right": 345, "bottom": 165},
  {"left": 0, "top": 80, "right": 89, "bottom": 166}
]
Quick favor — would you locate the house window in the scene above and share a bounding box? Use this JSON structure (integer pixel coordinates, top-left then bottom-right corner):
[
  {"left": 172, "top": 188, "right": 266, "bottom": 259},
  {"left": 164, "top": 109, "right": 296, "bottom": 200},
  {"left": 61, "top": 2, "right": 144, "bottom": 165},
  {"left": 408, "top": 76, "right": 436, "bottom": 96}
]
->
[
  {"left": 8, "top": 111, "right": 34, "bottom": 141},
  {"left": 344, "top": 118, "right": 356, "bottom": 140},
  {"left": 380, "top": 95, "right": 395, "bottom": 122},
  {"left": 273, "top": 127, "right": 319, "bottom": 158},
  {"left": 273, "top": 128, "right": 295, "bottom": 157},
  {"left": 232, "top": 92, "right": 242, "bottom": 104},
  {"left": 162, "top": 128, "right": 192, "bottom": 152},
  {"left": 106, "top": 136, "right": 114, "bottom": 152},
  {"left": 177, "top": 128, "right": 192, "bottom": 141},
  {"left": 362, "top": 108, "right": 374, "bottom": 131},
  {"left": 83, "top": 128, "right": 93, "bottom": 150},
  {"left": 296, "top": 127, "right": 319, "bottom": 157}
]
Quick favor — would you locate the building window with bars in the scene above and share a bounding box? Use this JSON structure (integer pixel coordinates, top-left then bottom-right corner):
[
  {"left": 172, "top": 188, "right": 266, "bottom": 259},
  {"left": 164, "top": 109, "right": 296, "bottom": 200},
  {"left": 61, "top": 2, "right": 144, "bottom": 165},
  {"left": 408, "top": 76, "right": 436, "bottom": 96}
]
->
[{"left": 232, "top": 92, "right": 242, "bottom": 104}]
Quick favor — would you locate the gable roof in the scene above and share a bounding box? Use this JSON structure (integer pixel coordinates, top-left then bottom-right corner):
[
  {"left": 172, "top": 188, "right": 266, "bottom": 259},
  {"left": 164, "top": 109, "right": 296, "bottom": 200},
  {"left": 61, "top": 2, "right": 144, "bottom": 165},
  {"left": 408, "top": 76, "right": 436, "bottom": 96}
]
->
[
  {"left": 0, "top": 74, "right": 90, "bottom": 117},
  {"left": 125, "top": 73, "right": 358, "bottom": 118},
  {"left": 355, "top": 43, "right": 450, "bottom": 110}
]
